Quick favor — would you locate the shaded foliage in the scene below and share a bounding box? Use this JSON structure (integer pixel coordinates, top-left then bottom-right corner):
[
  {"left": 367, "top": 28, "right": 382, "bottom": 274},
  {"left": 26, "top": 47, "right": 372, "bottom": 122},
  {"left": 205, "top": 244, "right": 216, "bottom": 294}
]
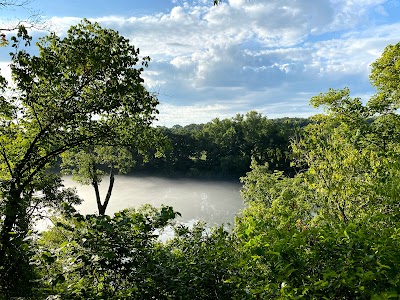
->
[
  {"left": 36, "top": 205, "right": 241, "bottom": 299},
  {"left": 138, "top": 112, "right": 309, "bottom": 178}
]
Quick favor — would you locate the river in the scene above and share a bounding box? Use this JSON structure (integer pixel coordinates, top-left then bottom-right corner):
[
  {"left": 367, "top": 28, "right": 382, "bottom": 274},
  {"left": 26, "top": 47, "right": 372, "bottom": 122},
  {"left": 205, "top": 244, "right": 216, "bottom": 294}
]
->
[{"left": 61, "top": 175, "right": 245, "bottom": 227}]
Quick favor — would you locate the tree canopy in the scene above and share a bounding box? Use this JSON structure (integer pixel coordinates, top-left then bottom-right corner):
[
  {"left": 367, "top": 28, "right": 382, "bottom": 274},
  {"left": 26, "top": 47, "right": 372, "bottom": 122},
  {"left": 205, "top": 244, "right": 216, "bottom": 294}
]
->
[{"left": 0, "top": 19, "right": 159, "bottom": 296}]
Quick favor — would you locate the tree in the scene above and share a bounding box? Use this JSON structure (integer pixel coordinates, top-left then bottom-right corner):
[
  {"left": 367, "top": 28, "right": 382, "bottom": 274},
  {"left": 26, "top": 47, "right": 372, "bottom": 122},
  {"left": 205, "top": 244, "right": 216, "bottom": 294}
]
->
[
  {"left": 369, "top": 41, "right": 400, "bottom": 113},
  {"left": 61, "top": 137, "right": 166, "bottom": 216},
  {"left": 291, "top": 87, "right": 400, "bottom": 224},
  {"left": 0, "top": 19, "right": 159, "bottom": 296},
  {"left": 61, "top": 146, "right": 134, "bottom": 216},
  {"left": 234, "top": 90, "right": 400, "bottom": 298},
  {"left": 232, "top": 42, "right": 400, "bottom": 298},
  {"left": 37, "top": 206, "right": 241, "bottom": 299}
]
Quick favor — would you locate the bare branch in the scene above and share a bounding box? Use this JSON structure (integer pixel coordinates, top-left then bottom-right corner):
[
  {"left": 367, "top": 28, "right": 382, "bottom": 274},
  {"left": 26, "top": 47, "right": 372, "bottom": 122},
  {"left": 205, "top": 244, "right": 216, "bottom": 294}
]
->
[
  {"left": 0, "top": 0, "right": 32, "bottom": 8},
  {"left": 0, "top": 0, "right": 47, "bottom": 34}
]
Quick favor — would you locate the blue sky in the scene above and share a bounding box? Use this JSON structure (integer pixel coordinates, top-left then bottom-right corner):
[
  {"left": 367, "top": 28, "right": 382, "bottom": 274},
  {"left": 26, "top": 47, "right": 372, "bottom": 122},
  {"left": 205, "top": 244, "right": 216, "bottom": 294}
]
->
[{"left": 1, "top": 0, "right": 400, "bottom": 126}]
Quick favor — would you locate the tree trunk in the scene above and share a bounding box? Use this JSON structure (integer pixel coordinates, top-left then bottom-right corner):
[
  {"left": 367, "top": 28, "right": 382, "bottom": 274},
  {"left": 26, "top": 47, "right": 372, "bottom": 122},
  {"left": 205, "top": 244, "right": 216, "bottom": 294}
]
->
[
  {"left": 93, "top": 179, "right": 103, "bottom": 216},
  {"left": 99, "top": 168, "right": 115, "bottom": 216},
  {"left": 0, "top": 185, "right": 23, "bottom": 262},
  {"left": 93, "top": 167, "right": 115, "bottom": 216},
  {"left": 0, "top": 185, "right": 32, "bottom": 297}
]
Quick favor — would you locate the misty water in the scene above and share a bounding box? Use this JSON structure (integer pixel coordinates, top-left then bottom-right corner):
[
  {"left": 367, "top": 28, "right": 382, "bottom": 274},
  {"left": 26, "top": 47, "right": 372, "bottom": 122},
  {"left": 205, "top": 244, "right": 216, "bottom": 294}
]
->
[{"left": 61, "top": 175, "right": 244, "bottom": 228}]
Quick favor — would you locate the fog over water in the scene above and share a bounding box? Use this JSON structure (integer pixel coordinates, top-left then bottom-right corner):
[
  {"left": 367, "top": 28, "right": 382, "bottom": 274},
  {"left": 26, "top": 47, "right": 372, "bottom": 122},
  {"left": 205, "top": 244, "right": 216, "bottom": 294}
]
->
[{"left": 62, "top": 175, "right": 245, "bottom": 227}]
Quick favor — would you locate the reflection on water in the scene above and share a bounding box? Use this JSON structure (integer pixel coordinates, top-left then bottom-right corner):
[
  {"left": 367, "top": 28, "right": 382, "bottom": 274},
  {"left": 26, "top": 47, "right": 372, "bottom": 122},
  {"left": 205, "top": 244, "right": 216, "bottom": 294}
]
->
[{"left": 61, "top": 175, "right": 244, "bottom": 227}]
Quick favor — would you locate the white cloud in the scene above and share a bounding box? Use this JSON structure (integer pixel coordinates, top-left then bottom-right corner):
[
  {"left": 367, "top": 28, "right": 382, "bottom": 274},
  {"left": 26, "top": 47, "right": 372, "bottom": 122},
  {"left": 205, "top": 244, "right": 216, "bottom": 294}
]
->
[
  {"left": 156, "top": 103, "right": 234, "bottom": 127},
  {"left": 2, "top": 0, "right": 398, "bottom": 125}
]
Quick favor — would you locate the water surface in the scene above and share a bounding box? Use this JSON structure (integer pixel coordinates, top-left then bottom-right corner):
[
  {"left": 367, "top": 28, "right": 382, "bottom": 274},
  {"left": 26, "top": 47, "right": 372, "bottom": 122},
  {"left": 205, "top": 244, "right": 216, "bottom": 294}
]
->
[{"left": 62, "top": 175, "right": 244, "bottom": 227}]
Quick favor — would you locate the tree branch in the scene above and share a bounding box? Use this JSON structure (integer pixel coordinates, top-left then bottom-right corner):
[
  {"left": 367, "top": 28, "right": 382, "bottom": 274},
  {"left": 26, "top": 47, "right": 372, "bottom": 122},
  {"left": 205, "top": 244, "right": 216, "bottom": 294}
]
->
[
  {"left": 0, "top": 141, "right": 14, "bottom": 177},
  {"left": 100, "top": 167, "right": 115, "bottom": 215}
]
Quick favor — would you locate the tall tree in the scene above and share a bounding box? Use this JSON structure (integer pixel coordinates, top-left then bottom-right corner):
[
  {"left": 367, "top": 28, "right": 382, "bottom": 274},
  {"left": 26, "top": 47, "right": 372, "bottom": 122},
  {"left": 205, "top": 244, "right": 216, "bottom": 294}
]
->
[
  {"left": 369, "top": 41, "right": 400, "bottom": 113},
  {"left": 291, "top": 86, "right": 400, "bottom": 224},
  {"left": 234, "top": 43, "right": 400, "bottom": 298},
  {"left": 0, "top": 19, "right": 159, "bottom": 296},
  {"left": 61, "top": 134, "right": 165, "bottom": 216},
  {"left": 61, "top": 146, "right": 134, "bottom": 216}
]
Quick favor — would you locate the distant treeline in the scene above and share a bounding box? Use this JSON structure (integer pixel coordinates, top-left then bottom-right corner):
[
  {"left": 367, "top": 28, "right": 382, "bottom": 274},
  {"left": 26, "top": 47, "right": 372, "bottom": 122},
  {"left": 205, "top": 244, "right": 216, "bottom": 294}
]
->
[{"left": 132, "top": 111, "right": 310, "bottom": 178}]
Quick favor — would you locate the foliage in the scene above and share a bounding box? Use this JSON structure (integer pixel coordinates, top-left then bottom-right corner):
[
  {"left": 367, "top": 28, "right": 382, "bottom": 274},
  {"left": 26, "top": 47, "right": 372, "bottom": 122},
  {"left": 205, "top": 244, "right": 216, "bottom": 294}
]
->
[
  {"left": 235, "top": 160, "right": 400, "bottom": 298},
  {"left": 0, "top": 19, "right": 159, "bottom": 296},
  {"left": 36, "top": 205, "right": 181, "bottom": 299},
  {"left": 37, "top": 206, "right": 242, "bottom": 299},
  {"left": 369, "top": 41, "right": 400, "bottom": 113},
  {"left": 158, "top": 222, "right": 242, "bottom": 299},
  {"left": 291, "top": 87, "right": 400, "bottom": 224},
  {"left": 235, "top": 203, "right": 400, "bottom": 299},
  {"left": 142, "top": 113, "right": 308, "bottom": 178},
  {"left": 233, "top": 62, "right": 400, "bottom": 297}
]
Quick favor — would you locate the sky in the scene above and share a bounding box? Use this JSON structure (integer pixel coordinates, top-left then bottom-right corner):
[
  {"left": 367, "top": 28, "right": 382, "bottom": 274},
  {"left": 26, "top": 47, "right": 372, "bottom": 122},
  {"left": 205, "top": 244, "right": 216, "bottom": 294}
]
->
[{"left": 1, "top": 0, "right": 400, "bottom": 126}]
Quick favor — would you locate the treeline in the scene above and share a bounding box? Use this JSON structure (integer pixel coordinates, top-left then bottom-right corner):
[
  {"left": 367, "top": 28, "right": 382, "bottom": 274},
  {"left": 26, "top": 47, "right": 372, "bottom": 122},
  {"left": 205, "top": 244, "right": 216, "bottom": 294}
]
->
[{"left": 134, "top": 112, "right": 310, "bottom": 178}]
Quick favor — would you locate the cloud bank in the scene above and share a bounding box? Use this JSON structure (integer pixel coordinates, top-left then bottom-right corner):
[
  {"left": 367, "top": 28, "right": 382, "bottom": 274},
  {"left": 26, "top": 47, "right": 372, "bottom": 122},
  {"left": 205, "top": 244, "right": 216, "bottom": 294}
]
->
[{"left": 3, "top": 0, "right": 400, "bottom": 126}]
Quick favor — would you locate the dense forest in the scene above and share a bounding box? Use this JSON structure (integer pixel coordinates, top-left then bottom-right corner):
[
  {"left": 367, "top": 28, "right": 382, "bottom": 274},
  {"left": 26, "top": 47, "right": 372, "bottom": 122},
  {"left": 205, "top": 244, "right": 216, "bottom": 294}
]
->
[
  {"left": 132, "top": 114, "right": 310, "bottom": 178},
  {"left": 0, "top": 17, "right": 399, "bottom": 300}
]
